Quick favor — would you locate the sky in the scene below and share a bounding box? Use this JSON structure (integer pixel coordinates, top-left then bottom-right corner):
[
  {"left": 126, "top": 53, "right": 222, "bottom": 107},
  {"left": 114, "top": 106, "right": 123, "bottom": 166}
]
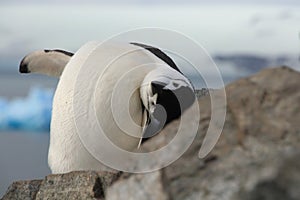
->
[
  {"left": 0, "top": 1, "right": 299, "bottom": 71},
  {"left": 2, "top": 0, "right": 300, "bottom": 5}
]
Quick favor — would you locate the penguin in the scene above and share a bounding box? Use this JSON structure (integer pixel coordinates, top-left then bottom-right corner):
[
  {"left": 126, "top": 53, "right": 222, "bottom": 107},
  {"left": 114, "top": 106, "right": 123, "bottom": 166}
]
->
[{"left": 19, "top": 41, "right": 195, "bottom": 173}]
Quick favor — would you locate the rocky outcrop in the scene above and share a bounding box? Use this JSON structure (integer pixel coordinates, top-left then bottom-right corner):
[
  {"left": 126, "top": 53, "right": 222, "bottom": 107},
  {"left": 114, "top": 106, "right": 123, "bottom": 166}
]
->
[
  {"left": 2, "top": 66, "right": 300, "bottom": 200},
  {"left": 1, "top": 171, "right": 120, "bottom": 200}
]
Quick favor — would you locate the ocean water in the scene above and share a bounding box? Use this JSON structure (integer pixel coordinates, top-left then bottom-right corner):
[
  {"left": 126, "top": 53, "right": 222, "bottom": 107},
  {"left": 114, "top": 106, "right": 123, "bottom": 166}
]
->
[
  {"left": 0, "top": 73, "right": 57, "bottom": 131},
  {"left": 0, "top": 132, "right": 51, "bottom": 197},
  {"left": 0, "top": 73, "right": 58, "bottom": 99},
  {"left": 0, "top": 73, "right": 55, "bottom": 197},
  {"left": 0, "top": 87, "right": 54, "bottom": 132}
]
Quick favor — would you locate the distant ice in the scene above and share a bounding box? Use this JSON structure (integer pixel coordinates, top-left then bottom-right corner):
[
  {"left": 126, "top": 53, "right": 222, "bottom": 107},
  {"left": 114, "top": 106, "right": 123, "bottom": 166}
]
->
[{"left": 0, "top": 87, "right": 54, "bottom": 132}]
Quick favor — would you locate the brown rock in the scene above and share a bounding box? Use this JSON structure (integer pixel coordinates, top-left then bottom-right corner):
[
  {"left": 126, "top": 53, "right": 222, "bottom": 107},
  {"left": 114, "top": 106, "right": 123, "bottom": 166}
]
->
[
  {"left": 106, "top": 66, "right": 300, "bottom": 200},
  {"left": 1, "top": 171, "right": 120, "bottom": 200},
  {"left": 1, "top": 180, "right": 42, "bottom": 200},
  {"left": 35, "top": 171, "right": 120, "bottom": 200},
  {"left": 106, "top": 171, "right": 168, "bottom": 200}
]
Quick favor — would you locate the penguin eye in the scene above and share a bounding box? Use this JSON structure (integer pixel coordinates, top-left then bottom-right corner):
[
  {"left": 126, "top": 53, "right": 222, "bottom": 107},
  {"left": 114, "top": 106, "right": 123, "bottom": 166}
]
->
[
  {"left": 149, "top": 93, "right": 158, "bottom": 107},
  {"left": 172, "top": 82, "right": 179, "bottom": 88}
]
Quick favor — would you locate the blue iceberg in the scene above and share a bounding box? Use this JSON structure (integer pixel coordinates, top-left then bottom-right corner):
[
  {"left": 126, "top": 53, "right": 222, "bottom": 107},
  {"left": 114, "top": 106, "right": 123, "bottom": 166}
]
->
[{"left": 0, "top": 88, "right": 54, "bottom": 132}]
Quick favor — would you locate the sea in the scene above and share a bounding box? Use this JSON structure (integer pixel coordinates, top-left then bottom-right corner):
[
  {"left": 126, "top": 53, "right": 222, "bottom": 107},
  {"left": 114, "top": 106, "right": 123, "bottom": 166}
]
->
[{"left": 0, "top": 73, "right": 57, "bottom": 196}]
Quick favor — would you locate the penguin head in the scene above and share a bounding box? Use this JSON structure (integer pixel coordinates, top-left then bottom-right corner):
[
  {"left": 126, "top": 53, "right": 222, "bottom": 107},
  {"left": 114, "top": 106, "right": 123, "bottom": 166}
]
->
[{"left": 140, "top": 66, "right": 195, "bottom": 141}]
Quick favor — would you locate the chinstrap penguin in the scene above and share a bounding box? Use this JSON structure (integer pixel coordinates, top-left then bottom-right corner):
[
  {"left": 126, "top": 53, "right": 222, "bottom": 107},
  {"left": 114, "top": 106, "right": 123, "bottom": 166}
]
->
[{"left": 19, "top": 42, "right": 195, "bottom": 173}]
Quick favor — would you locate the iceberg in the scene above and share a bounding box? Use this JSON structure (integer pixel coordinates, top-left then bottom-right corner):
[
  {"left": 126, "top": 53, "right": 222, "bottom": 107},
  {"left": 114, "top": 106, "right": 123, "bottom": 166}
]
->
[{"left": 0, "top": 87, "right": 54, "bottom": 132}]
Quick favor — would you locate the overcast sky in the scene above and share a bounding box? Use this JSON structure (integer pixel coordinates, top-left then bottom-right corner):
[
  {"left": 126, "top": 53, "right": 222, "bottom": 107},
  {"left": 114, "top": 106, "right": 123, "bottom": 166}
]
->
[
  {"left": 0, "top": 1, "right": 299, "bottom": 71},
  {"left": 2, "top": 0, "right": 300, "bottom": 5}
]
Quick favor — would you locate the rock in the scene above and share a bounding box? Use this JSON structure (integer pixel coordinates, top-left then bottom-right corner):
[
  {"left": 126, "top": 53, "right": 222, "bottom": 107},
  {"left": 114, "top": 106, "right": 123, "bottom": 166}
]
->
[
  {"left": 234, "top": 152, "right": 300, "bottom": 200},
  {"left": 107, "top": 171, "right": 168, "bottom": 200},
  {"left": 1, "top": 171, "right": 120, "bottom": 200},
  {"left": 35, "top": 171, "right": 120, "bottom": 200},
  {"left": 1, "top": 66, "right": 300, "bottom": 200},
  {"left": 1, "top": 180, "right": 42, "bottom": 200},
  {"left": 107, "top": 66, "right": 300, "bottom": 200}
]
